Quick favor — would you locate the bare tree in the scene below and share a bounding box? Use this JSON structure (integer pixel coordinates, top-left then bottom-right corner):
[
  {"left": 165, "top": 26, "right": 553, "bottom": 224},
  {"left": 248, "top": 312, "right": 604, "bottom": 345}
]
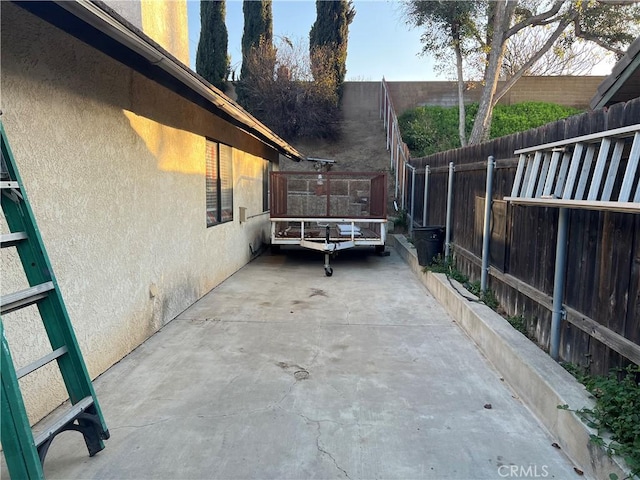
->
[
  {"left": 502, "top": 29, "right": 609, "bottom": 77},
  {"left": 469, "top": 0, "right": 640, "bottom": 143},
  {"left": 403, "top": 0, "right": 640, "bottom": 144},
  {"left": 239, "top": 37, "right": 340, "bottom": 140}
]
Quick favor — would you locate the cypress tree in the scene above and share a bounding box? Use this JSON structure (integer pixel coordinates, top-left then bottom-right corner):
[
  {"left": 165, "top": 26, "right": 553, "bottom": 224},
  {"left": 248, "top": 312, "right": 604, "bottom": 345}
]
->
[
  {"left": 309, "top": 0, "right": 355, "bottom": 92},
  {"left": 237, "top": 0, "right": 274, "bottom": 106},
  {"left": 195, "top": 0, "right": 230, "bottom": 92},
  {"left": 241, "top": 0, "right": 273, "bottom": 70}
]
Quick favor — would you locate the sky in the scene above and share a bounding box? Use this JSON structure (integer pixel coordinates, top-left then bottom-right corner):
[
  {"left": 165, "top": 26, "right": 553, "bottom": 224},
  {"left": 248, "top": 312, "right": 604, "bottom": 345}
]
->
[{"left": 186, "top": 0, "right": 439, "bottom": 81}]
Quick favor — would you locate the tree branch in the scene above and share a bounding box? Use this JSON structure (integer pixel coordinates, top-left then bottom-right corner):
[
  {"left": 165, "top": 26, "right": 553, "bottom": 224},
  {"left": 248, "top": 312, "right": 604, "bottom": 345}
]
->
[
  {"left": 505, "top": 0, "right": 565, "bottom": 39},
  {"left": 573, "top": 19, "right": 626, "bottom": 57},
  {"left": 494, "top": 15, "right": 574, "bottom": 105}
]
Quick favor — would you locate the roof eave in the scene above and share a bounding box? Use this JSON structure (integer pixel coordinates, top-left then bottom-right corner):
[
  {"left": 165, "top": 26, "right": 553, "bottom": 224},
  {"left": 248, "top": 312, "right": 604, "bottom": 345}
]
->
[
  {"left": 13, "top": 0, "right": 304, "bottom": 162},
  {"left": 590, "top": 36, "right": 640, "bottom": 110}
]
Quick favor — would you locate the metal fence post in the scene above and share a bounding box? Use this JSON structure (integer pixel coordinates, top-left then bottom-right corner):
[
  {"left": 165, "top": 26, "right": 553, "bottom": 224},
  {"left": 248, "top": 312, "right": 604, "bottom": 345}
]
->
[
  {"left": 445, "top": 162, "right": 454, "bottom": 258},
  {"left": 379, "top": 80, "right": 383, "bottom": 120},
  {"left": 401, "top": 154, "right": 406, "bottom": 211},
  {"left": 481, "top": 156, "right": 495, "bottom": 292},
  {"left": 550, "top": 207, "right": 569, "bottom": 360},
  {"left": 409, "top": 165, "right": 416, "bottom": 236},
  {"left": 422, "top": 166, "right": 430, "bottom": 227},
  {"left": 394, "top": 147, "right": 399, "bottom": 200}
]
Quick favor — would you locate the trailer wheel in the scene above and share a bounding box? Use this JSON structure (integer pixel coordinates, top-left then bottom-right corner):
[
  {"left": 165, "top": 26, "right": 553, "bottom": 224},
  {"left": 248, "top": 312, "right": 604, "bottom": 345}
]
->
[{"left": 324, "top": 267, "right": 333, "bottom": 277}]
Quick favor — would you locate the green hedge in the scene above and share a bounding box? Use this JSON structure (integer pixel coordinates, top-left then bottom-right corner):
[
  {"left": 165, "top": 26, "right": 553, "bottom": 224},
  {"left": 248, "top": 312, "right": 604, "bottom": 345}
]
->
[{"left": 399, "top": 102, "right": 581, "bottom": 157}]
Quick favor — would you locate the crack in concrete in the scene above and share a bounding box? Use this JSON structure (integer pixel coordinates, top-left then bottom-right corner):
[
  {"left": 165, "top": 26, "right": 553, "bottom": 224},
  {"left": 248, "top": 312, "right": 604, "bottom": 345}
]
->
[
  {"left": 313, "top": 420, "right": 351, "bottom": 479},
  {"left": 309, "top": 349, "right": 320, "bottom": 367},
  {"left": 110, "top": 417, "right": 173, "bottom": 430},
  {"left": 294, "top": 412, "right": 351, "bottom": 479},
  {"left": 277, "top": 379, "right": 299, "bottom": 405}
]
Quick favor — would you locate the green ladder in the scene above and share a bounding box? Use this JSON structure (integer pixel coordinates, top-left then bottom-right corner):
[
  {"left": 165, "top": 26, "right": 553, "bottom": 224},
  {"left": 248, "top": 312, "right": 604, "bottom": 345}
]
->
[{"left": 1, "top": 122, "right": 109, "bottom": 479}]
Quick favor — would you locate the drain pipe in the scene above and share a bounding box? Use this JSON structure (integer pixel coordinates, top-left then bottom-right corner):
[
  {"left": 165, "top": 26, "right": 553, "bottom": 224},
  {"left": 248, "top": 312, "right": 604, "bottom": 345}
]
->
[
  {"left": 422, "top": 166, "right": 430, "bottom": 227},
  {"left": 550, "top": 207, "right": 569, "bottom": 360},
  {"left": 481, "top": 156, "right": 495, "bottom": 292},
  {"left": 445, "top": 162, "right": 454, "bottom": 258}
]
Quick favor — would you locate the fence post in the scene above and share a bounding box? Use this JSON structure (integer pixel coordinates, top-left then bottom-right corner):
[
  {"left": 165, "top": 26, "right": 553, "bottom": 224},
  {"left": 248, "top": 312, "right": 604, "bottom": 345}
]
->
[
  {"left": 409, "top": 165, "right": 416, "bottom": 236},
  {"left": 401, "top": 153, "right": 406, "bottom": 211},
  {"left": 481, "top": 156, "right": 496, "bottom": 292},
  {"left": 422, "top": 166, "right": 430, "bottom": 227},
  {"left": 550, "top": 207, "right": 569, "bottom": 361},
  {"left": 379, "top": 80, "right": 383, "bottom": 120},
  {"left": 390, "top": 117, "right": 394, "bottom": 153},
  {"left": 394, "top": 147, "right": 399, "bottom": 201},
  {"left": 445, "top": 162, "right": 454, "bottom": 258}
]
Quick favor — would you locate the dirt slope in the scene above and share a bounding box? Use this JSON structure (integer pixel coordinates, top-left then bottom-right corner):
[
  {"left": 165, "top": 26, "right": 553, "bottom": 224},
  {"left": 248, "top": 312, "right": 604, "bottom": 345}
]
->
[
  {"left": 283, "top": 83, "right": 390, "bottom": 174},
  {"left": 282, "top": 83, "right": 397, "bottom": 215}
]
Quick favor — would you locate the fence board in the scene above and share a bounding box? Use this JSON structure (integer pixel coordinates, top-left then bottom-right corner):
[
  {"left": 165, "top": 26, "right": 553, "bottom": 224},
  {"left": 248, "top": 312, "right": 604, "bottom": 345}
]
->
[{"left": 408, "top": 97, "right": 640, "bottom": 374}]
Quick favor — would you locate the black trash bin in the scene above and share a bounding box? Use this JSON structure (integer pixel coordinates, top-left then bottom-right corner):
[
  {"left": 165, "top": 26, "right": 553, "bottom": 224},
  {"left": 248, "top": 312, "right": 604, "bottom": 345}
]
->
[{"left": 413, "top": 226, "right": 445, "bottom": 266}]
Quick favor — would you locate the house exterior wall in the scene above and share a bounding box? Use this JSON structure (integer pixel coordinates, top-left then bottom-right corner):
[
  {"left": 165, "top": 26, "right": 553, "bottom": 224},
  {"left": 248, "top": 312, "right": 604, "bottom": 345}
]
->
[
  {"left": 140, "top": 0, "right": 190, "bottom": 65},
  {"left": 1, "top": 2, "right": 277, "bottom": 423},
  {"left": 102, "top": 0, "right": 190, "bottom": 65}
]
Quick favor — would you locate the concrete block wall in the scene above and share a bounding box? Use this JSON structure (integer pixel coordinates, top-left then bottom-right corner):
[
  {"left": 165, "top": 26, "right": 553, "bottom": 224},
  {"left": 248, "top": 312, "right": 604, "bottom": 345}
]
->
[{"left": 379, "top": 76, "right": 606, "bottom": 115}]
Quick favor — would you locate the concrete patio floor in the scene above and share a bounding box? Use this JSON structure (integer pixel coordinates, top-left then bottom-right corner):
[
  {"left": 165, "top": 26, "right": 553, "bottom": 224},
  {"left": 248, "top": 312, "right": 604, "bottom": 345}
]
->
[{"left": 38, "top": 247, "right": 581, "bottom": 479}]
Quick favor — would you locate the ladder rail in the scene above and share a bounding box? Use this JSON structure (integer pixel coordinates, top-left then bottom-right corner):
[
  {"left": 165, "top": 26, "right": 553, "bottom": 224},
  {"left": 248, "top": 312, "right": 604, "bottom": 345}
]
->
[
  {"left": 1, "top": 126, "right": 103, "bottom": 410},
  {"left": 618, "top": 132, "right": 640, "bottom": 202},
  {"left": 1, "top": 122, "right": 109, "bottom": 477},
  {"left": 514, "top": 123, "right": 640, "bottom": 154},
  {"left": 1, "top": 321, "right": 46, "bottom": 479},
  {"left": 506, "top": 124, "right": 640, "bottom": 211}
]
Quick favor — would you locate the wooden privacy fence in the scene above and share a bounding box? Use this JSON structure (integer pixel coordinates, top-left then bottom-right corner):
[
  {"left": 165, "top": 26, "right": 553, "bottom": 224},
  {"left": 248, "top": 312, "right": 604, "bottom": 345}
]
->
[{"left": 406, "top": 98, "right": 640, "bottom": 375}]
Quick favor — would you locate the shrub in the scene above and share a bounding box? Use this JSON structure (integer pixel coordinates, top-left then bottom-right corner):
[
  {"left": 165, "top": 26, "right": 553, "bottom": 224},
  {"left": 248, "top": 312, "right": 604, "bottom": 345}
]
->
[
  {"left": 490, "top": 102, "right": 582, "bottom": 139},
  {"left": 399, "top": 102, "right": 581, "bottom": 157},
  {"left": 560, "top": 363, "right": 640, "bottom": 478}
]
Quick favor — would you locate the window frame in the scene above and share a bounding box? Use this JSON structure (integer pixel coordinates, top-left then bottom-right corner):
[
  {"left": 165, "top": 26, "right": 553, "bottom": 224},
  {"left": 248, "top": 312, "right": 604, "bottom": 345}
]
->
[
  {"left": 262, "top": 159, "right": 271, "bottom": 213},
  {"left": 206, "top": 139, "right": 233, "bottom": 227}
]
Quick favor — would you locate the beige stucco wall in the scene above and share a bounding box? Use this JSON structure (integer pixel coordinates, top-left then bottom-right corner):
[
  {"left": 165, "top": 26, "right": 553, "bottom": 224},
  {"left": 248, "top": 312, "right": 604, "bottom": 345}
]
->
[
  {"left": 1, "top": 3, "right": 278, "bottom": 423},
  {"left": 102, "top": 0, "right": 190, "bottom": 66},
  {"left": 141, "top": 0, "right": 190, "bottom": 65}
]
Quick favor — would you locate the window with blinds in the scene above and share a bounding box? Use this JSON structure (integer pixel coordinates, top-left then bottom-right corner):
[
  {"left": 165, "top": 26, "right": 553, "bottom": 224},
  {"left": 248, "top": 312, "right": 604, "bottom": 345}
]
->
[{"left": 205, "top": 140, "right": 233, "bottom": 227}]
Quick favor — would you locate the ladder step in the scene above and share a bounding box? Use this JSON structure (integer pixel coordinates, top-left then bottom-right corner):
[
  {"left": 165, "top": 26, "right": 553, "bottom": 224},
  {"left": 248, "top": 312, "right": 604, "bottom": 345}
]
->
[
  {"left": 1, "top": 122, "right": 109, "bottom": 475},
  {"left": 0, "top": 282, "right": 55, "bottom": 315},
  {"left": 1, "top": 231, "right": 28, "bottom": 248},
  {"left": 16, "top": 346, "right": 69, "bottom": 379},
  {"left": 32, "top": 396, "right": 94, "bottom": 448}
]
